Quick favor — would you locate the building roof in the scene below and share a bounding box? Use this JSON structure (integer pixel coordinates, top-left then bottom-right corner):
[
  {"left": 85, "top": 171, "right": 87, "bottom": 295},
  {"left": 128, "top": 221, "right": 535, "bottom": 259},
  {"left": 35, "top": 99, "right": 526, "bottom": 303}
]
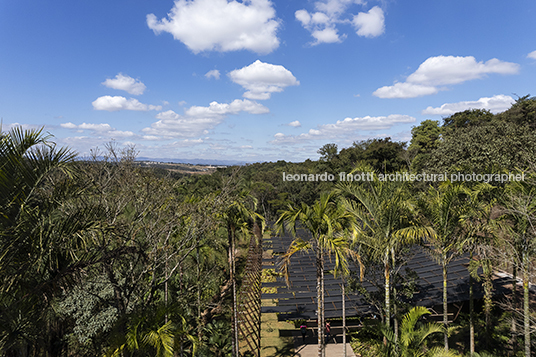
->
[{"left": 261, "top": 229, "right": 506, "bottom": 321}]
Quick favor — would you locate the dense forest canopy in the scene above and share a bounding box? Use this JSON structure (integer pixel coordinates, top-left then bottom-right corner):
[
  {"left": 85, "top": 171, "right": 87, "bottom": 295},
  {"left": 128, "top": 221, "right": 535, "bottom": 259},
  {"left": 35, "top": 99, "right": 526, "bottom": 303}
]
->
[{"left": 1, "top": 96, "right": 536, "bottom": 356}]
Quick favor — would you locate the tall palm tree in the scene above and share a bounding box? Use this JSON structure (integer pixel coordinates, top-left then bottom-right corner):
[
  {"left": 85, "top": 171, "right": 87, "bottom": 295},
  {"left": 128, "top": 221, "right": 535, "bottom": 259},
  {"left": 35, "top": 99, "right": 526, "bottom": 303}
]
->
[
  {"left": 495, "top": 176, "right": 536, "bottom": 357},
  {"left": 456, "top": 183, "right": 496, "bottom": 356},
  {"left": 220, "top": 189, "right": 264, "bottom": 357},
  {"left": 338, "top": 173, "right": 432, "bottom": 337},
  {"left": 275, "top": 191, "right": 360, "bottom": 357},
  {"left": 417, "top": 182, "right": 473, "bottom": 351}
]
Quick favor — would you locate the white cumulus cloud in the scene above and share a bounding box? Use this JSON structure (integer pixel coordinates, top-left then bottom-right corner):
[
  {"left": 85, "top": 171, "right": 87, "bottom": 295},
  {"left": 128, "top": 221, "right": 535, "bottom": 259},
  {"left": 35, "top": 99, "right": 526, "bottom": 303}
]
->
[
  {"left": 373, "top": 55, "right": 520, "bottom": 98},
  {"left": 102, "top": 73, "right": 146, "bottom": 95},
  {"left": 146, "top": 0, "right": 280, "bottom": 54},
  {"left": 92, "top": 96, "right": 163, "bottom": 111},
  {"left": 60, "top": 122, "right": 135, "bottom": 137},
  {"left": 205, "top": 69, "right": 221, "bottom": 79},
  {"left": 312, "top": 27, "right": 344, "bottom": 44},
  {"left": 528, "top": 50, "right": 536, "bottom": 60},
  {"left": 228, "top": 60, "right": 299, "bottom": 100},
  {"left": 421, "top": 94, "right": 515, "bottom": 115},
  {"left": 142, "top": 99, "right": 269, "bottom": 138},
  {"left": 352, "top": 6, "right": 385, "bottom": 38},
  {"left": 271, "top": 114, "right": 415, "bottom": 144},
  {"left": 295, "top": 1, "right": 379, "bottom": 45},
  {"left": 288, "top": 120, "right": 302, "bottom": 127}
]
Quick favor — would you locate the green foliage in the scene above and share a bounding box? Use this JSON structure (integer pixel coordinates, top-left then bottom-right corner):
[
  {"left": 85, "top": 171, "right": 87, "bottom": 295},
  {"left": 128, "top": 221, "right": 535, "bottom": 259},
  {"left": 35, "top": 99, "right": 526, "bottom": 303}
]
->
[
  {"left": 442, "top": 109, "right": 494, "bottom": 130},
  {"left": 426, "top": 97, "right": 536, "bottom": 174},
  {"left": 341, "top": 138, "right": 407, "bottom": 173},
  {"left": 317, "top": 143, "right": 338, "bottom": 162},
  {"left": 378, "top": 306, "right": 459, "bottom": 357},
  {"left": 408, "top": 120, "right": 441, "bottom": 173}
]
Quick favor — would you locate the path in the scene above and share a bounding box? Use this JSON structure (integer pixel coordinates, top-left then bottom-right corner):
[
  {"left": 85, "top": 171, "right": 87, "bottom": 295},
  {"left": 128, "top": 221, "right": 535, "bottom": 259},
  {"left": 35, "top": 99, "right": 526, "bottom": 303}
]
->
[{"left": 292, "top": 335, "right": 356, "bottom": 357}]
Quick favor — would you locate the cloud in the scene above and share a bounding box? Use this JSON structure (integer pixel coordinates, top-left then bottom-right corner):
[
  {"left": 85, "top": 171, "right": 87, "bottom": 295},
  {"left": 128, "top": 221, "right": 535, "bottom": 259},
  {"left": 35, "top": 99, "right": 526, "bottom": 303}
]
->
[
  {"left": 373, "top": 55, "right": 520, "bottom": 98},
  {"left": 288, "top": 120, "right": 302, "bottom": 127},
  {"left": 312, "top": 27, "right": 344, "bottom": 44},
  {"left": 421, "top": 94, "right": 515, "bottom": 115},
  {"left": 92, "top": 96, "right": 163, "bottom": 111},
  {"left": 352, "top": 6, "right": 385, "bottom": 38},
  {"left": 60, "top": 122, "right": 135, "bottom": 137},
  {"left": 271, "top": 114, "right": 415, "bottom": 144},
  {"left": 295, "top": 1, "right": 379, "bottom": 45},
  {"left": 102, "top": 73, "right": 146, "bottom": 95},
  {"left": 528, "top": 50, "right": 536, "bottom": 60},
  {"left": 205, "top": 69, "right": 221, "bottom": 80},
  {"left": 228, "top": 60, "right": 299, "bottom": 100},
  {"left": 315, "top": 0, "right": 365, "bottom": 15},
  {"left": 146, "top": 0, "right": 280, "bottom": 54},
  {"left": 142, "top": 99, "right": 269, "bottom": 138},
  {"left": 373, "top": 83, "right": 438, "bottom": 98}
]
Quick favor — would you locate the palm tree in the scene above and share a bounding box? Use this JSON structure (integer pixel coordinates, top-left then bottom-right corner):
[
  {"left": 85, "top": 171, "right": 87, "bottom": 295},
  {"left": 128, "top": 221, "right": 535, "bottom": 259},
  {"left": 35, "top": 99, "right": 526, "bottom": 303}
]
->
[
  {"left": 495, "top": 176, "right": 536, "bottom": 357},
  {"left": 0, "top": 126, "right": 78, "bottom": 355},
  {"left": 417, "top": 182, "right": 473, "bottom": 351},
  {"left": 275, "top": 191, "right": 360, "bottom": 357},
  {"left": 338, "top": 174, "right": 432, "bottom": 337},
  {"left": 0, "top": 126, "right": 76, "bottom": 227},
  {"left": 220, "top": 189, "right": 264, "bottom": 357},
  {"left": 456, "top": 183, "right": 496, "bottom": 356}
]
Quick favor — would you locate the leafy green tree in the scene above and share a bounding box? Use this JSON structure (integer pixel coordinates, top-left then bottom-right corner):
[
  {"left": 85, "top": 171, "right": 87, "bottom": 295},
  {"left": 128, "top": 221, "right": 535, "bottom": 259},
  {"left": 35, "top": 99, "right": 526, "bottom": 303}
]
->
[
  {"left": 317, "top": 143, "right": 338, "bottom": 162},
  {"left": 351, "top": 138, "right": 407, "bottom": 173},
  {"left": 408, "top": 120, "right": 441, "bottom": 173},
  {"left": 442, "top": 109, "right": 493, "bottom": 131},
  {"left": 427, "top": 99, "right": 536, "bottom": 173}
]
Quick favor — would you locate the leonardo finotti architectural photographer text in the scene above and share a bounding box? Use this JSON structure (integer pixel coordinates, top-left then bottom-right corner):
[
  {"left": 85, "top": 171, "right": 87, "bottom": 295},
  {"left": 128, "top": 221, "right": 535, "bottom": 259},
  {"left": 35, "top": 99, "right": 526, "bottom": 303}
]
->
[{"left": 282, "top": 171, "right": 525, "bottom": 183}]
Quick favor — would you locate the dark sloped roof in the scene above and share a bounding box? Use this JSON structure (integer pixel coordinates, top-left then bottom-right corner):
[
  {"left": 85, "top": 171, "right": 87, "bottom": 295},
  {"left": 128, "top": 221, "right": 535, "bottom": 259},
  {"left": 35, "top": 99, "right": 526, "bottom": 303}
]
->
[{"left": 262, "top": 229, "right": 495, "bottom": 321}]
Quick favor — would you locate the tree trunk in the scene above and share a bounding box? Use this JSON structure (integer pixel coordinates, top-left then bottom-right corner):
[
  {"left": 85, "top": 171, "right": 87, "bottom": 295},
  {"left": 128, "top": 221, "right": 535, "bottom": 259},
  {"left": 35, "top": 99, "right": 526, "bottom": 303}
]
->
[
  {"left": 523, "top": 251, "right": 530, "bottom": 357},
  {"left": 316, "top": 247, "right": 323, "bottom": 357},
  {"left": 392, "top": 249, "right": 398, "bottom": 347},
  {"left": 342, "top": 276, "right": 346, "bottom": 357},
  {"left": 469, "top": 251, "right": 474, "bottom": 357},
  {"left": 197, "top": 245, "right": 202, "bottom": 337},
  {"left": 321, "top": 248, "right": 326, "bottom": 357},
  {"left": 511, "top": 263, "right": 517, "bottom": 356},
  {"left": 384, "top": 252, "right": 391, "bottom": 330},
  {"left": 443, "top": 258, "right": 449, "bottom": 351}
]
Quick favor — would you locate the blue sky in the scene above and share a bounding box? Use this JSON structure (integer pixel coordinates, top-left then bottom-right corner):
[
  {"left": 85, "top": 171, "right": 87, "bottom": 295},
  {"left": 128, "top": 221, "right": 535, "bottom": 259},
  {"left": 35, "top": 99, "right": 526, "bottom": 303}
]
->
[{"left": 1, "top": 0, "right": 535, "bottom": 162}]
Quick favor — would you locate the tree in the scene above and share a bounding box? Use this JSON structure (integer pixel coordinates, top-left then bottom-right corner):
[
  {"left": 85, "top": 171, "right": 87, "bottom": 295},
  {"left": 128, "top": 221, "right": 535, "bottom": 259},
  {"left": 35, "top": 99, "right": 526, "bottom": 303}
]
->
[
  {"left": 317, "top": 143, "right": 338, "bottom": 162},
  {"left": 408, "top": 120, "right": 441, "bottom": 173},
  {"left": 350, "top": 138, "right": 407, "bottom": 173},
  {"left": 418, "top": 182, "right": 475, "bottom": 351},
  {"left": 0, "top": 126, "right": 84, "bottom": 355},
  {"left": 426, "top": 101, "right": 536, "bottom": 173},
  {"left": 338, "top": 172, "right": 432, "bottom": 337},
  {"left": 495, "top": 176, "right": 536, "bottom": 357},
  {"left": 219, "top": 188, "right": 263, "bottom": 357},
  {"left": 276, "top": 191, "right": 359, "bottom": 357}
]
